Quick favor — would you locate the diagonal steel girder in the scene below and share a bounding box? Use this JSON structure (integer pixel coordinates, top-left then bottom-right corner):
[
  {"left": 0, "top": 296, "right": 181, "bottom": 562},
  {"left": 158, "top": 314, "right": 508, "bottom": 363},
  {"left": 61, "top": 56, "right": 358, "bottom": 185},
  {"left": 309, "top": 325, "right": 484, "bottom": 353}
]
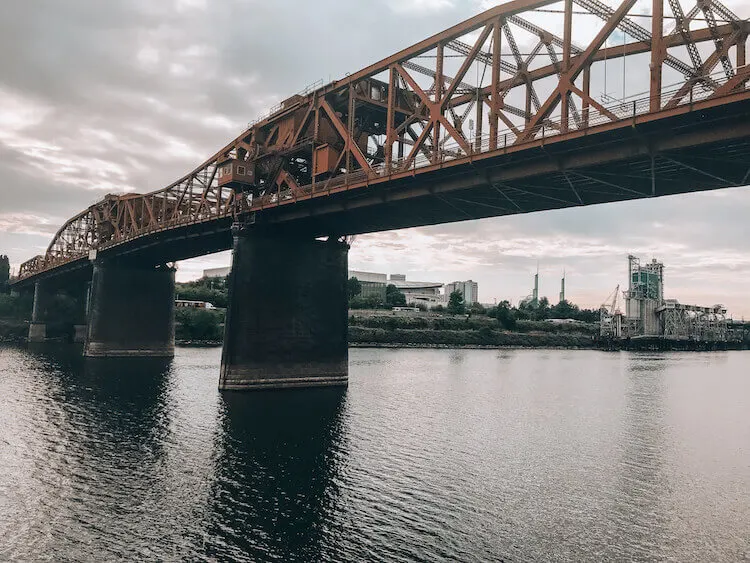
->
[
  {"left": 401, "top": 60, "right": 533, "bottom": 122},
  {"left": 503, "top": 21, "right": 542, "bottom": 111},
  {"left": 668, "top": 0, "right": 704, "bottom": 72},
  {"left": 545, "top": 43, "right": 583, "bottom": 128},
  {"left": 507, "top": 14, "right": 584, "bottom": 54},
  {"left": 447, "top": 14, "right": 584, "bottom": 70},
  {"left": 702, "top": 2, "right": 735, "bottom": 79},
  {"left": 573, "top": 0, "right": 718, "bottom": 88}
]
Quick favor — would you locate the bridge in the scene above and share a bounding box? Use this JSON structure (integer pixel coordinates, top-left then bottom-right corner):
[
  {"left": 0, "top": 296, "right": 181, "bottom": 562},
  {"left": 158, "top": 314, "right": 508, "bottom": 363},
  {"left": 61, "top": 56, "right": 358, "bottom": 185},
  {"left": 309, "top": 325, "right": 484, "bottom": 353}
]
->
[{"left": 12, "top": 0, "right": 750, "bottom": 390}]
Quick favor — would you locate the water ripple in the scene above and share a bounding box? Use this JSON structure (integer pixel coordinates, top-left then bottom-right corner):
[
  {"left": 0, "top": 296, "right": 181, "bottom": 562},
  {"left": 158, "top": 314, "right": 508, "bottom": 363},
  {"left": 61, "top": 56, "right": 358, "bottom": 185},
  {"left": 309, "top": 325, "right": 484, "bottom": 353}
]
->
[{"left": 0, "top": 346, "right": 748, "bottom": 561}]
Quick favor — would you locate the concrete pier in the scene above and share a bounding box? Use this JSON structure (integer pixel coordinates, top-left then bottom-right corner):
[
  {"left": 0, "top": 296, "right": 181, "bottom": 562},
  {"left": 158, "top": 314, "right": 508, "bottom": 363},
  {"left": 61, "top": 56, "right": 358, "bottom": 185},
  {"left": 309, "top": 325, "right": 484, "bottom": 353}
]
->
[
  {"left": 84, "top": 263, "right": 175, "bottom": 358},
  {"left": 74, "top": 325, "right": 88, "bottom": 344},
  {"left": 28, "top": 281, "right": 52, "bottom": 342},
  {"left": 220, "top": 231, "right": 349, "bottom": 391}
]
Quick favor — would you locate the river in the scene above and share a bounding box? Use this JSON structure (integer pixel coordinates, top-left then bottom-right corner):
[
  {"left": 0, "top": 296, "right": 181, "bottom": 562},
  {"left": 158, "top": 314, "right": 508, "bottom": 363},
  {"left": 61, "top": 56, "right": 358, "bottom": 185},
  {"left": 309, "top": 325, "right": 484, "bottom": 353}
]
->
[{"left": 0, "top": 345, "right": 748, "bottom": 562}]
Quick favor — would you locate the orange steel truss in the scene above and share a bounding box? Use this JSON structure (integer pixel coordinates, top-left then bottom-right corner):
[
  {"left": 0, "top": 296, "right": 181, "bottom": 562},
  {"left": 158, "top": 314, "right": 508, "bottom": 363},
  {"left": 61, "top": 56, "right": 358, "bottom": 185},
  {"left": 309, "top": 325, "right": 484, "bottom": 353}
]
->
[{"left": 19, "top": 0, "right": 750, "bottom": 279}]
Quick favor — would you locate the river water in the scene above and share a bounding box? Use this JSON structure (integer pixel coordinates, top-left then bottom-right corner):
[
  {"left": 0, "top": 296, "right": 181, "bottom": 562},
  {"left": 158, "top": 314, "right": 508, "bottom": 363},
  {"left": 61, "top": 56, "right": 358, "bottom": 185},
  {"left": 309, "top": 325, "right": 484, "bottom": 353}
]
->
[{"left": 0, "top": 345, "right": 748, "bottom": 562}]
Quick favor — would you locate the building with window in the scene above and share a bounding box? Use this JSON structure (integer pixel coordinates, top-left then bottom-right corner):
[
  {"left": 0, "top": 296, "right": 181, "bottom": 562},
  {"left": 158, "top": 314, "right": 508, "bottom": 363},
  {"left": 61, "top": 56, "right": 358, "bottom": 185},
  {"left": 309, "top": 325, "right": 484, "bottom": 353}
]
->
[
  {"left": 444, "top": 280, "right": 479, "bottom": 306},
  {"left": 348, "top": 270, "right": 388, "bottom": 301}
]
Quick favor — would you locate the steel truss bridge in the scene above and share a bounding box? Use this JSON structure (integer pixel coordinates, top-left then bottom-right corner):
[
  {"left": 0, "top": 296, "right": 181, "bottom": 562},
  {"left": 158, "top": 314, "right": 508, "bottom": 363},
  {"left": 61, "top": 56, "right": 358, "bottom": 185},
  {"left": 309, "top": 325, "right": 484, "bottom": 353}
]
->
[{"left": 16, "top": 0, "right": 750, "bottom": 284}]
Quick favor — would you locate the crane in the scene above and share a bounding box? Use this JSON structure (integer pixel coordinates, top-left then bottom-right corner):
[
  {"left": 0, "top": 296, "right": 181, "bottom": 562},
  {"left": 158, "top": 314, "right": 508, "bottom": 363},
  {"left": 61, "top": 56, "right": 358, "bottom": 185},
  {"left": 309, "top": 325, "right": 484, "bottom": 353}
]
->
[
  {"left": 600, "top": 285, "right": 622, "bottom": 339},
  {"left": 601, "top": 285, "right": 621, "bottom": 316}
]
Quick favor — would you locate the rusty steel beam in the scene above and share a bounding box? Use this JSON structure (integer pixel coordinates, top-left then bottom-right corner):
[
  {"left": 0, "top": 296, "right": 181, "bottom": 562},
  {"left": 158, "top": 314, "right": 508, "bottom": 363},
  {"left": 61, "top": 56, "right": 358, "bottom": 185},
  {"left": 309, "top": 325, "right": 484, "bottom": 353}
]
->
[
  {"left": 448, "top": 23, "right": 737, "bottom": 110},
  {"left": 517, "top": 0, "right": 639, "bottom": 143}
]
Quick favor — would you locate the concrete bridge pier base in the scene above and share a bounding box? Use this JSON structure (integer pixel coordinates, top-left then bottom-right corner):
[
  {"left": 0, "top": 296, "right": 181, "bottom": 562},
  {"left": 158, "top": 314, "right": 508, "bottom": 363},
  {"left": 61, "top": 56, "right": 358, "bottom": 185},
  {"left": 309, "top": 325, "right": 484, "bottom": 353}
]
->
[
  {"left": 73, "top": 325, "right": 88, "bottom": 344},
  {"left": 28, "top": 281, "right": 52, "bottom": 342},
  {"left": 219, "top": 231, "right": 349, "bottom": 391},
  {"left": 84, "top": 263, "right": 175, "bottom": 358}
]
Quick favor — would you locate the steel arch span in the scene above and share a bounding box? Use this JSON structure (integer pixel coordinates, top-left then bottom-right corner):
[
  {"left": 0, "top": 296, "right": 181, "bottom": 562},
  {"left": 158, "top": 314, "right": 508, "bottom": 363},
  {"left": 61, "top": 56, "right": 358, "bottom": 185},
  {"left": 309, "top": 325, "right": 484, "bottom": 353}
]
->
[{"left": 17, "top": 0, "right": 750, "bottom": 282}]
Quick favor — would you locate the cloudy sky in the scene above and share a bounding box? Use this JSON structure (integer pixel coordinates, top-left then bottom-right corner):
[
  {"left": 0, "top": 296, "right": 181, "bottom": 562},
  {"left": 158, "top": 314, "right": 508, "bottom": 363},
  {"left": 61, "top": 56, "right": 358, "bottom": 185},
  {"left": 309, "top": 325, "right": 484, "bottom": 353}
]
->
[{"left": 1, "top": 0, "right": 748, "bottom": 316}]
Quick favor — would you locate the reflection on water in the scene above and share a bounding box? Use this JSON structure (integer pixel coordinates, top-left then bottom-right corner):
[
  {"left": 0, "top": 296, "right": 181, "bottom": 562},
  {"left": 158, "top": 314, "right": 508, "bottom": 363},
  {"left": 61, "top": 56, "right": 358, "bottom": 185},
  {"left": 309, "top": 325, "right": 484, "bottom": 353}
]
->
[
  {"left": 607, "top": 354, "right": 671, "bottom": 561},
  {"left": 204, "top": 389, "right": 347, "bottom": 561},
  {"left": 1, "top": 345, "right": 748, "bottom": 562}
]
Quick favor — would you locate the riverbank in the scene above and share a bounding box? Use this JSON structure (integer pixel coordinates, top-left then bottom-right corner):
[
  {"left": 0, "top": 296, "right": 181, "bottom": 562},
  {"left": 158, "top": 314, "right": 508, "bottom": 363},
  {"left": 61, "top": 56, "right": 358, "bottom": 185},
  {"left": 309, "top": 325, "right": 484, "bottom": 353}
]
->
[
  {"left": 348, "top": 325, "right": 594, "bottom": 348},
  {"left": 349, "top": 342, "right": 591, "bottom": 350},
  {"left": 176, "top": 326, "right": 596, "bottom": 350}
]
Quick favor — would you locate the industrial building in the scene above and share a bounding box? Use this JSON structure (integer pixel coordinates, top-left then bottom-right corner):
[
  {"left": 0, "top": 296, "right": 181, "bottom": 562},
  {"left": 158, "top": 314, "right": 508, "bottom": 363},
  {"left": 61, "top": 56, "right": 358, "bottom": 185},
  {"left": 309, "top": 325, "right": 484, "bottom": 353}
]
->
[
  {"left": 444, "top": 280, "right": 479, "bottom": 306},
  {"left": 348, "top": 270, "right": 388, "bottom": 301},
  {"left": 203, "top": 266, "right": 231, "bottom": 278},
  {"left": 600, "top": 255, "right": 738, "bottom": 344},
  {"left": 391, "top": 275, "right": 444, "bottom": 306},
  {"left": 347, "top": 271, "right": 444, "bottom": 305}
]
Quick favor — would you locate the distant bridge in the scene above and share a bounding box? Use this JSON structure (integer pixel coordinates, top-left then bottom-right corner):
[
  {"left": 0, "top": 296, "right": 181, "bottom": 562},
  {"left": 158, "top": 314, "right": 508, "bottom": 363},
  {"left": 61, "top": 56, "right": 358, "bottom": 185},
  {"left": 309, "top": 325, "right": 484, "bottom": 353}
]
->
[{"left": 13, "top": 0, "right": 750, "bottom": 390}]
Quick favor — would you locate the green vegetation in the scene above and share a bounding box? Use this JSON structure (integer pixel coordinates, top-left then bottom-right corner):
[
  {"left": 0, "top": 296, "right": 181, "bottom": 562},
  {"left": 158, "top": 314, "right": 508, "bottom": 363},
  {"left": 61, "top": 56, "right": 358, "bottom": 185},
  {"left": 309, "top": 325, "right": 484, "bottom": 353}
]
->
[
  {"left": 347, "top": 308, "right": 598, "bottom": 349},
  {"left": 347, "top": 277, "right": 362, "bottom": 300},
  {"left": 349, "top": 295, "right": 385, "bottom": 309},
  {"left": 513, "top": 298, "right": 599, "bottom": 323},
  {"left": 175, "top": 276, "right": 229, "bottom": 308},
  {"left": 175, "top": 307, "right": 225, "bottom": 342},
  {"left": 385, "top": 284, "right": 406, "bottom": 307},
  {"left": 447, "top": 290, "right": 466, "bottom": 315},
  {"left": 0, "top": 292, "right": 33, "bottom": 320},
  {"left": 349, "top": 313, "right": 595, "bottom": 333},
  {"left": 348, "top": 280, "right": 407, "bottom": 310},
  {"left": 348, "top": 326, "right": 593, "bottom": 348},
  {"left": 0, "top": 292, "right": 32, "bottom": 342}
]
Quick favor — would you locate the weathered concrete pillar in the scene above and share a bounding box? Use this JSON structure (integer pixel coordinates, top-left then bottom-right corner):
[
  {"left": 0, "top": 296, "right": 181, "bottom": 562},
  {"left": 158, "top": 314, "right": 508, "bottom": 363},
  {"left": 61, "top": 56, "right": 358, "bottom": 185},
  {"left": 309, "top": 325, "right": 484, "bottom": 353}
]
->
[
  {"left": 28, "top": 281, "right": 52, "bottom": 342},
  {"left": 84, "top": 263, "right": 175, "bottom": 358},
  {"left": 220, "top": 231, "right": 349, "bottom": 391},
  {"left": 73, "top": 281, "right": 92, "bottom": 344}
]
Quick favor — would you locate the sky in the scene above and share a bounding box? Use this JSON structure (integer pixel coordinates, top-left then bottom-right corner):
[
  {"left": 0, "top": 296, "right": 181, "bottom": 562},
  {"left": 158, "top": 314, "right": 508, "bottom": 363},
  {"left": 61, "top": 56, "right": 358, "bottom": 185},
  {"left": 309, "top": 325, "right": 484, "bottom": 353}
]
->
[{"left": 0, "top": 0, "right": 748, "bottom": 316}]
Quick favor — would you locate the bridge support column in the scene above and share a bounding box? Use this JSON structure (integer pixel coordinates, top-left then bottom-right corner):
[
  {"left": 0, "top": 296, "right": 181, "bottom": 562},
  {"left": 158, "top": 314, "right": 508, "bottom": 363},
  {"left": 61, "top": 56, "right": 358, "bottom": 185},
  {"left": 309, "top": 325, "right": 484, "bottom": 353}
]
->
[
  {"left": 28, "top": 281, "right": 52, "bottom": 342},
  {"left": 219, "top": 231, "right": 349, "bottom": 391},
  {"left": 84, "top": 263, "right": 175, "bottom": 358}
]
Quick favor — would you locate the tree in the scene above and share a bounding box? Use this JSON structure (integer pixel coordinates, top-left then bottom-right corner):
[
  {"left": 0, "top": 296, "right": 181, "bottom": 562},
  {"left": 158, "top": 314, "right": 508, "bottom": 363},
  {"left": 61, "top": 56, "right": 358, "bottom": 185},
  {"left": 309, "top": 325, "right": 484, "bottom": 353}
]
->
[
  {"left": 446, "top": 290, "right": 466, "bottom": 315},
  {"left": 537, "top": 297, "right": 551, "bottom": 319},
  {"left": 347, "top": 277, "right": 362, "bottom": 300},
  {"left": 469, "top": 302, "right": 487, "bottom": 315},
  {"left": 385, "top": 284, "right": 407, "bottom": 307},
  {"left": 0, "top": 255, "right": 9, "bottom": 293},
  {"left": 490, "top": 300, "right": 517, "bottom": 330},
  {"left": 518, "top": 295, "right": 551, "bottom": 320},
  {"left": 550, "top": 299, "right": 578, "bottom": 320},
  {"left": 175, "top": 276, "right": 229, "bottom": 308},
  {"left": 175, "top": 308, "right": 223, "bottom": 341}
]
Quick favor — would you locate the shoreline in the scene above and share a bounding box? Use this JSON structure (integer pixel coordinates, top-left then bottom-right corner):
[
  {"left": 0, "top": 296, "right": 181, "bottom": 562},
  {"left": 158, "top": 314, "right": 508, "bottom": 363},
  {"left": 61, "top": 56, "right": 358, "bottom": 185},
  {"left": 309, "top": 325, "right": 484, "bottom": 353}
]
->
[
  {"left": 173, "top": 341, "right": 595, "bottom": 350},
  {"left": 3, "top": 340, "right": 745, "bottom": 353},
  {"left": 348, "top": 342, "right": 594, "bottom": 350}
]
